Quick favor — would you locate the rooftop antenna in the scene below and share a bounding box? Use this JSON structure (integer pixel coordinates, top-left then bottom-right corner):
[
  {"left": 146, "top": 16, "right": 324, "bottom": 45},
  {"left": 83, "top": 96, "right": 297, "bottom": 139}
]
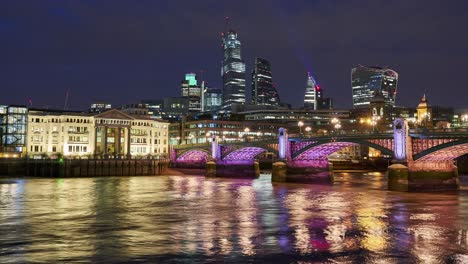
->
[
  {"left": 224, "top": 16, "right": 230, "bottom": 34},
  {"left": 64, "top": 88, "right": 70, "bottom": 110}
]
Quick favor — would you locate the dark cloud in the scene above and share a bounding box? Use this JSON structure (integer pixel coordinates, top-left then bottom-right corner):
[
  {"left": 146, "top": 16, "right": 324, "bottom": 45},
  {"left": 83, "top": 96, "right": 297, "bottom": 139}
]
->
[{"left": 1, "top": 0, "right": 467, "bottom": 110}]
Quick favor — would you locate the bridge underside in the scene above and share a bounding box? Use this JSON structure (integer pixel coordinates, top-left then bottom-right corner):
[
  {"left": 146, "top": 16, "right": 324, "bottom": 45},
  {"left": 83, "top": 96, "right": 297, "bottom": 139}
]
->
[
  {"left": 294, "top": 142, "right": 356, "bottom": 161},
  {"left": 416, "top": 143, "right": 468, "bottom": 162},
  {"left": 176, "top": 150, "right": 209, "bottom": 163},
  {"left": 222, "top": 147, "right": 266, "bottom": 164}
]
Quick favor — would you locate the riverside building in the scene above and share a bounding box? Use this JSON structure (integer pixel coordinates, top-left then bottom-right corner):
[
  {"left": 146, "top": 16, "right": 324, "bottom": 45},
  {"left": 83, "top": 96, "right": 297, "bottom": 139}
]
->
[{"left": 26, "top": 108, "right": 169, "bottom": 159}]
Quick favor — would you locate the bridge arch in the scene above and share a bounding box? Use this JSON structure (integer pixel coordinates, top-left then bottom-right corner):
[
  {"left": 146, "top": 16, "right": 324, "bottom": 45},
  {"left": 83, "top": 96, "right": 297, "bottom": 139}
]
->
[
  {"left": 176, "top": 149, "right": 210, "bottom": 162},
  {"left": 292, "top": 139, "right": 394, "bottom": 160},
  {"left": 413, "top": 139, "right": 468, "bottom": 161},
  {"left": 222, "top": 145, "right": 278, "bottom": 162}
]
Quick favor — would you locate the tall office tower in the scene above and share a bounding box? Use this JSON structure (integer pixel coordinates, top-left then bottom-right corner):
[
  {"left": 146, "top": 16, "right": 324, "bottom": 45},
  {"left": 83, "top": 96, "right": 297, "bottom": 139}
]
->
[
  {"left": 221, "top": 27, "right": 246, "bottom": 111},
  {"left": 251, "top": 58, "right": 280, "bottom": 106},
  {"left": 351, "top": 65, "right": 398, "bottom": 108},
  {"left": 203, "top": 87, "right": 222, "bottom": 112},
  {"left": 181, "top": 73, "right": 202, "bottom": 113},
  {"left": 303, "top": 72, "right": 321, "bottom": 110}
]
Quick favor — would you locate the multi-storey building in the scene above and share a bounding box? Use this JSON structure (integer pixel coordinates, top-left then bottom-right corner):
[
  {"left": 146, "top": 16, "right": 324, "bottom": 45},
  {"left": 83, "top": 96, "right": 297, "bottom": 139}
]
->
[
  {"left": 169, "top": 119, "right": 281, "bottom": 146},
  {"left": 181, "top": 73, "right": 202, "bottom": 112},
  {"left": 89, "top": 101, "right": 112, "bottom": 113},
  {"left": 251, "top": 58, "right": 280, "bottom": 106},
  {"left": 0, "top": 105, "right": 28, "bottom": 157},
  {"left": 351, "top": 65, "right": 398, "bottom": 108},
  {"left": 202, "top": 88, "right": 222, "bottom": 112},
  {"left": 303, "top": 72, "right": 320, "bottom": 110},
  {"left": 26, "top": 108, "right": 169, "bottom": 158},
  {"left": 221, "top": 28, "right": 246, "bottom": 111}
]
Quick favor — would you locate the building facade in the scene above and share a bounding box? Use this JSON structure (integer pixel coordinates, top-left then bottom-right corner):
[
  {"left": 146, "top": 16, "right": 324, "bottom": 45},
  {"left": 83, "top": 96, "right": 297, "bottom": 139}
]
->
[
  {"left": 251, "top": 57, "right": 280, "bottom": 106},
  {"left": 303, "top": 72, "right": 320, "bottom": 110},
  {"left": 0, "top": 105, "right": 28, "bottom": 157},
  {"left": 26, "top": 109, "right": 169, "bottom": 158},
  {"left": 203, "top": 88, "right": 222, "bottom": 112},
  {"left": 221, "top": 29, "right": 246, "bottom": 111},
  {"left": 351, "top": 65, "right": 398, "bottom": 108},
  {"left": 181, "top": 73, "right": 202, "bottom": 113}
]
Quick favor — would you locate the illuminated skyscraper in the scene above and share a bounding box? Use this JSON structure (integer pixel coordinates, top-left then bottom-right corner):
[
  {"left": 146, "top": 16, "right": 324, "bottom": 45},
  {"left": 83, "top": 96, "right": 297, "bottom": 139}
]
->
[
  {"left": 303, "top": 72, "right": 321, "bottom": 110},
  {"left": 251, "top": 58, "right": 280, "bottom": 106},
  {"left": 181, "top": 73, "right": 202, "bottom": 113},
  {"left": 221, "top": 28, "right": 246, "bottom": 111},
  {"left": 351, "top": 65, "right": 398, "bottom": 108}
]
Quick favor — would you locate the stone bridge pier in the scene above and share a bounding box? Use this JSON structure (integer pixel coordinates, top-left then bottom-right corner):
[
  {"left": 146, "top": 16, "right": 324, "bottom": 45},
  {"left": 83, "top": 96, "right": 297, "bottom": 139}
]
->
[
  {"left": 388, "top": 119, "right": 459, "bottom": 192},
  {"left": 205, "top": 136, "right": 261, "bottom": 178},
  {"left": 272, "top": 128, "right": 334, "bottom": 184}
]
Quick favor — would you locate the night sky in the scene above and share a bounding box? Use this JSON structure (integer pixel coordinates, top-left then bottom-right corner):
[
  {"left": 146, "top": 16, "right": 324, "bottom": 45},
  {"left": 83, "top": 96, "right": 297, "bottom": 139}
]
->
[{"left": 2, "top": 0, "right": 468, "bottom": 110}]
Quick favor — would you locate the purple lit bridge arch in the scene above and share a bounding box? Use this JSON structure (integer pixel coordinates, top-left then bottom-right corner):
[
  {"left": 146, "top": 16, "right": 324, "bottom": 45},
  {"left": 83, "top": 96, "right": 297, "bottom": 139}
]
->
[
  {"left": 220, "top": 142, "right": 280, "bottom": 164},
  {"left": 412, "top": 138, "right": 468, "bottom": 161},
  {"left": 170, "top": 129, "right": 468, "bottom": 167},
  {"left": 290, "top": 138, "right": 395, "bottom": 161}
]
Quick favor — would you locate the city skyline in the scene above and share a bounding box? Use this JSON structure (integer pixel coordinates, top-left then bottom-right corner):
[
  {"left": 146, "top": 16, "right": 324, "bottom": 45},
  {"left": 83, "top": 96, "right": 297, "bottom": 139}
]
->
[{"left": 1, "top": 0, "right": 468, "bottom": 110}]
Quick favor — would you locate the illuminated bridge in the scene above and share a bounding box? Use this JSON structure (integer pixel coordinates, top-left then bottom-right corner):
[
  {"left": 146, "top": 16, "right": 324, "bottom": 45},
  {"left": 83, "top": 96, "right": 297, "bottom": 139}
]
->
[
  {"left": 170, "top": 119, "right": 468, "bottom": 191},
  {"left": 171, "top": 131, "right": 468, "bottom": 165}
]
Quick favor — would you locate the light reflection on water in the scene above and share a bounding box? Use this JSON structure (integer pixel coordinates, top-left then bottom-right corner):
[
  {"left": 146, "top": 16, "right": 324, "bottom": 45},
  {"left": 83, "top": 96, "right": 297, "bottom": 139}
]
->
[{"left": 0, "top": 173, "right": 467, "bottom": 263}]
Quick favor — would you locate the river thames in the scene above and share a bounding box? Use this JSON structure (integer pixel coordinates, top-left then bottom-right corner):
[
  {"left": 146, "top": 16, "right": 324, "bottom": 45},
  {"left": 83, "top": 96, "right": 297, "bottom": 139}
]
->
[{"left": 1, "top": 172, "right": 467, "bottom": 263}]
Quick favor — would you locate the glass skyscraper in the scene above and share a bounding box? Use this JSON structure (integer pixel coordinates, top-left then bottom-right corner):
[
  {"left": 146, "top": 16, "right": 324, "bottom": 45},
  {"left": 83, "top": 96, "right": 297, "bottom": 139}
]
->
[
  {"left": 351, "top": 66, "right": 398, "bottom": 108},
  {"left": 203, "top": 88, "right": 222, "bottom": 112},
  {"left": 251, "top": 58, "right": 280, "bottom": 106},
  {"left": 221, "top": 29, "right": 246, "bottom": 111},
  {"left": 303, "top": 72, "right": 320, "bottom": 110}
]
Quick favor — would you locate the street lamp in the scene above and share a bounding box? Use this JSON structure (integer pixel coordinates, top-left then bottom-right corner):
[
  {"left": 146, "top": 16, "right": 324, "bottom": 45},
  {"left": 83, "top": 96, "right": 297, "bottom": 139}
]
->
[
  {"left": 331, "top": 118, "right": 340, "bottom": 134},
  {"left": 334, "top": 123, "right": 341, "bottom": 133},
  {"left": 305, "top": 126, "right": 311, "bottom": 137},
  {"left": 420, "top": 113, "right": 428, "bottom": 132},
  {"left": 188, "top": 134, "right": 194, "bottom": 145},
  {"left": 462, "top": 114, "right": 468, "bottom": 127},
  {"left": 371, "top": 116, "right": 381, "bottom": 133},
  {"left": 298, "top": 121, "right": 304, "bottom": 136},
  {"left": 243, "top": 127, "right": 250, "bottom": 142}
]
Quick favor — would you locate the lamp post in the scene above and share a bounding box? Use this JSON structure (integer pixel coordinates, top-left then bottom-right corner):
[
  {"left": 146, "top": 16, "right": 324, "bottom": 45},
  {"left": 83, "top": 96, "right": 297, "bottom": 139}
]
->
[
  {"left": 331, "top": 118, "right": 340, "bottom": 134},
  {"left": 371, "top": 116, "right": 381, "bottom": 133},
  {"left": 462, "top": 114, "right": 468, "bottom": 128},
  {"left": 305, "top": 126, "right": 311, "bottom": 137},
  {"left": 421, "top": 113, "right": 428, "bottom": 132},
  {"left": 244, "top": 127, "right": 250, "bottom": 142},
  {"left": 189, "top": 134, "right": 194, "bottom": 146},
  {"left": 334, "top": 123, "right": 341, "bottom": 134},
  {"left": 298, "top": 121, "right": 304, "bottom": 137}
]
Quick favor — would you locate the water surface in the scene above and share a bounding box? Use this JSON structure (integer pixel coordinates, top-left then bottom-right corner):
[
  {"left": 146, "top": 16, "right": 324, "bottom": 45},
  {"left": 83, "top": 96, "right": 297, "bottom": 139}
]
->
[{"left": 1, "top": 173, "right": 467, "bottom": 263}]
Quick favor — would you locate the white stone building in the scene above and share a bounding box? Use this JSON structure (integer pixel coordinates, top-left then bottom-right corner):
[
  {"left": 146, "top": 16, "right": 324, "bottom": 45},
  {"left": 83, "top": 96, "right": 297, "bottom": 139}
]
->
[{"left": 27, "top": 109, "right": 169, "bottom": 158}]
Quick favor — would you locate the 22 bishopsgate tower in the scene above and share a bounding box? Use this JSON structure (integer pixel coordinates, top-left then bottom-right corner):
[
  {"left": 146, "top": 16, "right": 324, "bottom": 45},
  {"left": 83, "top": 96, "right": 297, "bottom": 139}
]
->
[
  {"left": 221, "top": 28, "right": 246, "bottom": 111},
  {"left": 251, "top": 58, "right": 280, "bottom": 106}
]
